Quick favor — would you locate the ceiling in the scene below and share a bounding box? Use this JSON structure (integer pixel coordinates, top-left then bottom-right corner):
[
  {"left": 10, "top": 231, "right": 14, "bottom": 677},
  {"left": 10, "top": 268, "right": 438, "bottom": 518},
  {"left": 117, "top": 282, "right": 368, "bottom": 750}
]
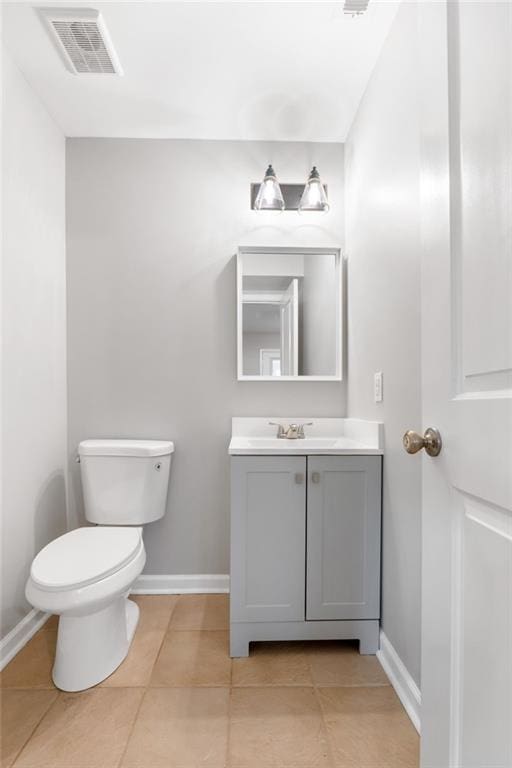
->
[{"left": 3, "top": 1, "right": 399, "bottom": 142}]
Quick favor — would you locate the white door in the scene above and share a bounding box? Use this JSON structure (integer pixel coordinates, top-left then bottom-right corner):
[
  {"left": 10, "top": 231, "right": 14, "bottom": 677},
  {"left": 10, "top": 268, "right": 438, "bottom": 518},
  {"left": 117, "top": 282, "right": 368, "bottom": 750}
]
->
[
  {"left": 259, "top": 348, "right": 281, "bottom": 377},
  {"left": 418, "top": 2, "right": 512, "bottom": 767},
  {"left": 280, "top": 278, "right": 299, "bottom": 376}
]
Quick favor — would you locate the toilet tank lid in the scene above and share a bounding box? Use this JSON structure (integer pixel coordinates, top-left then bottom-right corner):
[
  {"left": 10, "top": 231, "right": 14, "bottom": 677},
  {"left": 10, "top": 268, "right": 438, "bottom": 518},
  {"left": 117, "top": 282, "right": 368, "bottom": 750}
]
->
[{"left": 79, "top": 439, "right": 174, "bottom": 457}]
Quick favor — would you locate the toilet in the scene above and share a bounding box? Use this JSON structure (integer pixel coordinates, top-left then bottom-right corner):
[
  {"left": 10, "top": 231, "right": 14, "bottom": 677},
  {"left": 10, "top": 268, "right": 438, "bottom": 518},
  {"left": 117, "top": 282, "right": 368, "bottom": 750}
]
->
[{"left": 25, "top": 438, "right": 174, "bottom": 692}]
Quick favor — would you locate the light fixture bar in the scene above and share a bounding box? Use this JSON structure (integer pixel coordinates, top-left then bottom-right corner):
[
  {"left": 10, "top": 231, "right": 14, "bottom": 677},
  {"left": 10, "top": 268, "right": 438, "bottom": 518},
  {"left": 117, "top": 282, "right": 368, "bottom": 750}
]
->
[
  {"left": 343, "top": 0, "right": 370, "bottom": 15},
  {"left": 250, "top": 183, "right": 328, "bottom": 211}
]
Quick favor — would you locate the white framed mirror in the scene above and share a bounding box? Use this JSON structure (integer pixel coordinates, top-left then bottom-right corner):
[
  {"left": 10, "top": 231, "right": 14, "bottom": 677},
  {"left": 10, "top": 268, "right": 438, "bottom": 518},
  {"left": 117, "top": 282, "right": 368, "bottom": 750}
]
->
[{"left": 237, "top": 246, "right": 342, "bottom": 381}]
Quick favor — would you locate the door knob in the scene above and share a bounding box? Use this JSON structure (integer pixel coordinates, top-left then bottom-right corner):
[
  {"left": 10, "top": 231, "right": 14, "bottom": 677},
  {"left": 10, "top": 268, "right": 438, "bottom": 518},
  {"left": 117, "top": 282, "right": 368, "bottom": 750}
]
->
[{"left": 403, "top": 427, "right": 442, "bottom": 457}]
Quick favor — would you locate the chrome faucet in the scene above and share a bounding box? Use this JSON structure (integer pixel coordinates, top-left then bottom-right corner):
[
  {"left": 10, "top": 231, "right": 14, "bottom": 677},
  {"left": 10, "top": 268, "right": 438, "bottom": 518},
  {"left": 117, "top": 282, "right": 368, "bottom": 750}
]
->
[
  {"left": 269, "top": 422, "right": 313, "bottom": 439},
  {"left": 269, "top": 422, "right": 287, "bottom": 438}
]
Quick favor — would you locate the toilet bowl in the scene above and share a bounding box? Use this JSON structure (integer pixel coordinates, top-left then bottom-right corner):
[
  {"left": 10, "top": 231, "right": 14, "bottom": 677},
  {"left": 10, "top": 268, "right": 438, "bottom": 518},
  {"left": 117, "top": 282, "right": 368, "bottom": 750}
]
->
[
  {"left": 25, "top": 439, "right": 174, "bottom": 691},
  {"left": 26, "top": 526, "right": 146, "bottom": 691}
]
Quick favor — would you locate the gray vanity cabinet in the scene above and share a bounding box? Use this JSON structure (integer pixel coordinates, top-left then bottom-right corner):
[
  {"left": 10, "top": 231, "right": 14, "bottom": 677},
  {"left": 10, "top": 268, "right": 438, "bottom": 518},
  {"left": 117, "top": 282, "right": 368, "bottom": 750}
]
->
[
  {"left": 230, "top": 456, "right": 306, "bottom": 623},
  {"left": 230, "top": 453, "right": 382, "bottom": 657},
  {"left": 306, "top": 456, "right": 382, "bottom": 621}
]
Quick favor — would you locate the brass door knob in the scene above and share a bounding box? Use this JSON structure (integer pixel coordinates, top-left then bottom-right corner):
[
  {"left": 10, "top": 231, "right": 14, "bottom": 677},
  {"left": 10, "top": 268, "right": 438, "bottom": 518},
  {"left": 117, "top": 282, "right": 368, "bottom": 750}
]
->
[{"left": 403, "top": 427, "right": 442, "bottom": 457}]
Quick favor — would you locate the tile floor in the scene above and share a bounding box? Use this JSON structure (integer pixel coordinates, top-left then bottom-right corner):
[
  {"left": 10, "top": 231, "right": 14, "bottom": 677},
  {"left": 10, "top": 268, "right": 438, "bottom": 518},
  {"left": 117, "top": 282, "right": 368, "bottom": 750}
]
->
[{"left": 0, "top": 595, "right": 419, "bottom": 768}]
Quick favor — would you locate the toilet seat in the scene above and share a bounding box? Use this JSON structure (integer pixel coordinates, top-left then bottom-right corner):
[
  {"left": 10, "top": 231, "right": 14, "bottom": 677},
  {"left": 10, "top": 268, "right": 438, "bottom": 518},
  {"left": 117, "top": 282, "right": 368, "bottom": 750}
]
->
[{"left": 30, "top": 526, "right": 143, "bottom": 591}]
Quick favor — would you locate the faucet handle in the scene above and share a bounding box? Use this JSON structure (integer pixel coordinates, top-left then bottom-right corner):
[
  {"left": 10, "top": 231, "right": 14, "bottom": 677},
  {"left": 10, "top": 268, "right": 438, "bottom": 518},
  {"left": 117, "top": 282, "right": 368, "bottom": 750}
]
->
[
  {"left": 268, "top": 422, "right": 286, "bottom": 438},
  {"left": 297, "top": 422, "right": 313, "bottom": 438}
]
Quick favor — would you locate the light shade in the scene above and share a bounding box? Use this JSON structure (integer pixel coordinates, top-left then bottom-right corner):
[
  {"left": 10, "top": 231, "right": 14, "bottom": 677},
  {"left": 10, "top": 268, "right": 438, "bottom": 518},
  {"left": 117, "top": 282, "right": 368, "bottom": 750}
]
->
[
  {"left": 298, "top": 166, "right": 329, "bottom": 213},
  {"left": 254, "top": 164, "right": 285, "bottom": 211}
]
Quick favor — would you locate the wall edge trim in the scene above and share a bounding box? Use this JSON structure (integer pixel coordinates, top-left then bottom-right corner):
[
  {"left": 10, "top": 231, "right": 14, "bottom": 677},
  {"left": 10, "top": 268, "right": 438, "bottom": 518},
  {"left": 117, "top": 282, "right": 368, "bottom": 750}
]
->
[
  {"left": 377, "top": 630, "right": 421, "bottom": 733},
  {"left": 0, "top": 609, "right": 51, "bottom": 670},
  {"left": 131, "top": 573, "right": 230, "bottom": 594}
]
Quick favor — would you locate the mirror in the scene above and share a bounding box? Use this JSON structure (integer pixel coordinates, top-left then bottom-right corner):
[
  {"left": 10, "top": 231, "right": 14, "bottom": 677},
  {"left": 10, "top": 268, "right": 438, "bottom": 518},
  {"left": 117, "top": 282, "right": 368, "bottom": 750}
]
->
[{"left": 237, "top": 247, "right": 342, "bottom": 380}]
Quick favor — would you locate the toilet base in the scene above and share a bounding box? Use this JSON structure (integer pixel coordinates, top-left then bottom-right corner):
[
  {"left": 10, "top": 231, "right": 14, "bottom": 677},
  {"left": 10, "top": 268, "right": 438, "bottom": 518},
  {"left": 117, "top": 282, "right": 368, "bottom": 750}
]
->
[{"left": 52, "top": 597, "right": 139, "bottom": 691}]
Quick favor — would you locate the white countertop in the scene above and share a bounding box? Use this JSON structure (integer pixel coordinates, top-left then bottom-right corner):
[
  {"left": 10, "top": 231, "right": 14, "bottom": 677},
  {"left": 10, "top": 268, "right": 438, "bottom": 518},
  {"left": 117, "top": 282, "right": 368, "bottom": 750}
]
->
[{"left": 229, "top": 418, "right": 383, "bottom": 456}]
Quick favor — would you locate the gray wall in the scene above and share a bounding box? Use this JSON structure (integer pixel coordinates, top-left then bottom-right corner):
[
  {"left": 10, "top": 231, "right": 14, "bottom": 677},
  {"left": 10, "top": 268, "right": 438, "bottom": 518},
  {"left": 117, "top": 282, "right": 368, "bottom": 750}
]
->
[
  {"left": 1, "top": 49, "right": 67, "bottom": 637},
  {"left": 66, "top": 139, "right": 345, "bottom": 574},
  {"left": 345, "top": 2, "right": 422, "bottom": 686}
]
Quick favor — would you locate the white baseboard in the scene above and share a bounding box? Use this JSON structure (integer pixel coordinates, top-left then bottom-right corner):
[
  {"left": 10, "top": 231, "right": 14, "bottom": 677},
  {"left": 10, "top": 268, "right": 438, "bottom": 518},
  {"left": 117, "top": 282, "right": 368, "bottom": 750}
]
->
[
  {"left": 131, "top": 573, "right": 230, "bottom": 594},
  {"left": 0, "top": 609, "right": 50, "bottom": 671},
  {"left": 377, "top": 630, "right": 421, "bottom": 733}
]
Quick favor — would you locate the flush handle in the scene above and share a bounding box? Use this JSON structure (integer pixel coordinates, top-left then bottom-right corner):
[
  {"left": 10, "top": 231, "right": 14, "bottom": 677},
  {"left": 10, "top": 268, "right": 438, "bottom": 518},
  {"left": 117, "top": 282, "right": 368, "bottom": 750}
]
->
[
  {"left": 294, "top": 473, "right": 304, "bottom": 484},
  {"left": 311, "top": 472, "right": 321, "bottom": 484},
  {"left": 403, "top": 427, "right": 442, "bottom": 457}
]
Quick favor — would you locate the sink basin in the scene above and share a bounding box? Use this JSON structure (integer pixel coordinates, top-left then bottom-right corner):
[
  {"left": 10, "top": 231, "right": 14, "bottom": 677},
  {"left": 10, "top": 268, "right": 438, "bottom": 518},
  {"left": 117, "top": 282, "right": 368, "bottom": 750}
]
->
[{"left": 246, "top": 438, "right": 338, "bottom": 449}]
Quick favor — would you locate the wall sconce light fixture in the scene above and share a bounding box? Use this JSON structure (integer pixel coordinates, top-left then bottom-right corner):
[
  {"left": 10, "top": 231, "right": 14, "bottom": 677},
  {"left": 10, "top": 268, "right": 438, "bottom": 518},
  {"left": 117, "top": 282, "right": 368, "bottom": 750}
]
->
[
  {"left": 253, "top": 165, "right": 285, "bottom": 211},
  {"left": 298, "top": 167, "right": 330, "bottom": 213},
  {"left": 251, "top": 165, "right": 329, "bottom": 212}
]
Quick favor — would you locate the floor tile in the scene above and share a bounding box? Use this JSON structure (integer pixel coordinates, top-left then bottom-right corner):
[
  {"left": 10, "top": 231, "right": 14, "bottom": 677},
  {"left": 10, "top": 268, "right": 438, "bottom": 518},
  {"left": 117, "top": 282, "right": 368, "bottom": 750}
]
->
[
  {"left": 1, "top": 632, "right": 57, "bottom": 689},
  {"left": 229, "top": 687, "right": 332, "bottom": 768},
  {"left": 150, "top": 630, "right": 231, "bottom": 687},
  {"left": 308, "top": 642, "right": 389, "bottom": 687},
  {"left": 121, "top": 687, "right": 229, "bottom": 768},
  {"left": 233, "top": 642, "right": 313, "bottom": 687},
  {"left": 1, "top": 690, "right": 58, "bottom": 768},
  {"left": 318, "top": 686, "right": 419, "bottom": 768},
  {"left": 100, "top": 629, "right": 165, "bottom": 687},
  {"left": 13, "top": 688, "right": 143, "bottom": 768},
  {"left": 130, "top": 595, "right": 178, "bottom": 631},
  {"left": 1, "top": 597, "right": 417, "bottom": 768},
  {"left": 168, "top": 594, "right": 229, "bottom": 631},
  {"left": 40, "top": 616, "right": 59, "bottom": 631}
]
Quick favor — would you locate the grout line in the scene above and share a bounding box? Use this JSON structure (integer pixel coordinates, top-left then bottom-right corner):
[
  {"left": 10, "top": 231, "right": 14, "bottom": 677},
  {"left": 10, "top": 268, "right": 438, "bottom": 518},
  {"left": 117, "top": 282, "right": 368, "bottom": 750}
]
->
[
  {"left": 6, "top": 689, "right": 59, "bottom": 768},
  {"left": 0, "top": 686, "right": 57, "bottom": 691},
  {"left": 306, "top": 643, "right": 316, "bottom": 689},
  {"left": 226, "top": 685, "right": 234, "bottom": 768},
  {"left": 115, "top": 687, "right": 148, "bottom": 768},
  {"left": 163, "top": 595, "right": 179, "bottom": 634},
  {"left": 166, "top": 627, "right": 231, "bottom": 632},
  {"left": 114, "top": 598, "right": 179, "bottom": 768},
  {"left": 141, "top": 603, "right": 180, "bottom": 681},
  {"left": 311, "top": 684, "right": 337, "bottom": 768}
]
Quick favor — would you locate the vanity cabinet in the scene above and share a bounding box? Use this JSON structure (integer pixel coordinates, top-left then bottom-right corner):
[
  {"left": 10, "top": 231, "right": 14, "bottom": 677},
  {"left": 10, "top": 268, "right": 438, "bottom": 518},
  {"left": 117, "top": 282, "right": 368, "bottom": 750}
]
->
[
  {"left": 306, "top": 456, "right": 381, "bottom": 621},
  {"left": 230, "top": 456, "right": 306, "bottom": 623},
  {"left": 230, "top": 455, "right": 382, "bottom": 657}
]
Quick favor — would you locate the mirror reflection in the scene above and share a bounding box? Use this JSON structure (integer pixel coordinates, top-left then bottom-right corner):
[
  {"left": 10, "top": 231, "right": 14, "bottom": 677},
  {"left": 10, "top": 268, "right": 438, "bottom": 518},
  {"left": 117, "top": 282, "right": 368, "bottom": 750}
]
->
[{"left": 238, "top": 248, "right": 341, "bottom": 380}]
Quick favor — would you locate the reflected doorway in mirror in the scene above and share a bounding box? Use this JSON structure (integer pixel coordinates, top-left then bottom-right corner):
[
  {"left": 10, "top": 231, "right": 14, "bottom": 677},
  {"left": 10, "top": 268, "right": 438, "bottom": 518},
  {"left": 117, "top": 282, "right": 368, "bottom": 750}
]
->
[{"left": 259, "top": 349, "right": 281, "bottom": 376}]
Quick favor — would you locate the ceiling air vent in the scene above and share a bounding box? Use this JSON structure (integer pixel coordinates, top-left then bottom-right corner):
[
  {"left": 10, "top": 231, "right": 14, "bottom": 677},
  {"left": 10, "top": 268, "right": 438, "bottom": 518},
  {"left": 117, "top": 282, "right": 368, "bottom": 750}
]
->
[
  {"left": 343, "top": 0, "right": 370, "bottom": 15},
  {"left": 40, "top": 8, "right": 123, "bottom": 75}
]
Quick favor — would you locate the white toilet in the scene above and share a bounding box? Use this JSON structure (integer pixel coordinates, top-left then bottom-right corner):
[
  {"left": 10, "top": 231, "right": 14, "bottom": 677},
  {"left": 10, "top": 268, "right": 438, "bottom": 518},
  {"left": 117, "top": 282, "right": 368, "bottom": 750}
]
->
[{"left": 26, "top": 438, "right": 174, "bottom": 692}]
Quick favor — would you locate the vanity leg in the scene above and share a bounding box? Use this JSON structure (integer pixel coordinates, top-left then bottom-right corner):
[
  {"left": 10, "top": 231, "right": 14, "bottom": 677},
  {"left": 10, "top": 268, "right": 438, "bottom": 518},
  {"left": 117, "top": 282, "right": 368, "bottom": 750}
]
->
[
  {"left": 230, "top": 625, "right": 250, "bottom": 657},
  {"left": 359, "top": 621, "right": 380, "bottom": 655}
]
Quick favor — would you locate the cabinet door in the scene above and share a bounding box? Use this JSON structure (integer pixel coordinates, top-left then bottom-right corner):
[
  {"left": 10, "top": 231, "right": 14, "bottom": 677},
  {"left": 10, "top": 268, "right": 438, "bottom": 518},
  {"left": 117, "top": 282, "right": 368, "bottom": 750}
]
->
[
  {"left": 231, "top": 456, "right": 306, "bottom": 623},
  {"left": 306, "top": 456, "right": 382, "bottom": 621}
]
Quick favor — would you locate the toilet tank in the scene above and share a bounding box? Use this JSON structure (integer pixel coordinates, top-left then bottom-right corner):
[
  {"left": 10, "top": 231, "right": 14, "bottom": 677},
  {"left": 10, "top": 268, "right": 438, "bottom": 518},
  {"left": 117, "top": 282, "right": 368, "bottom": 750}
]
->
[{"left": 78, "top": 439, "right": 174, "bottom": 525}]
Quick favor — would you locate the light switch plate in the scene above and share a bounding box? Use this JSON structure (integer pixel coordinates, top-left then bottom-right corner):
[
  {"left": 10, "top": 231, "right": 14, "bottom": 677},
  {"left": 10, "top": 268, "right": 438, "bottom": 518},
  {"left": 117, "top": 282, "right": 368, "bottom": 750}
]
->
[{"left": 374, "top": 371, "right": 383, "bottom": 403}]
